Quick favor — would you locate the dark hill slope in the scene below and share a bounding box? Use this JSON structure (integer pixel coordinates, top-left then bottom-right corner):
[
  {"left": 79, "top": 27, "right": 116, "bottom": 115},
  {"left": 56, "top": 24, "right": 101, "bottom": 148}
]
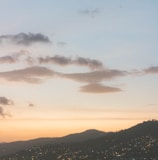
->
[
  {"left": 0, "top": 129, "right": 106, "bottom": 156},
  {"left": 1, "top": 120, "right": 158, "bottom": 160},
  {"left": 59, "top": 129, "right": 106, "bottom": 143},
  {"left": 119, "top": 120, "right": 158, "bottom": 137}
]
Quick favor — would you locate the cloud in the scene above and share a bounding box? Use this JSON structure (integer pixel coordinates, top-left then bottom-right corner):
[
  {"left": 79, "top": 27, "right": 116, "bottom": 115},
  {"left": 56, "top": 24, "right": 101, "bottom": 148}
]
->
[
  {"left": 38, "top": 55, "right": 72, "bottom": 66},
  {"left": 29, "top": 103, "right": 35, "bottom": 107},
  {"left": 126, "top": 66, "right": 158, "bottom": 76},
  {"left": 57, "top": 41, "right": 67, "bottom": 47},
  {"left": 0, "top": 52, "right": 103, "bottom": 70},
  {"left": 74, "top": 57, "right": 103, "bottom": 70},
  {"left": 0, "top": 106, "right": 5, "bottom": 118},
  {"left": 38, "top": 55, "right": 103, "bottom": 70},
  {"left": 26, "top": 56, "right": 36, "bottom": 65},
  {"left": 148, "top": 104, "right": 157, "bottom": 106},
  {"left": 0, "top": 51, "right": 128, "bottom": 94},
  {"left": 0, "top": 33, "right": 51, "bottom": 46},
  {"left": 0, "top": 55, "right": 16, "bottom": 64},
  {"left": 0, "top": 66, "right": 55, "bottom": 83},
  {"left": 0, "top": 65, "right": 126, "bottom": 94},
  {"left": 0, "top": 97, "right": 14, "bottom": 105},
  {"left": 14, "top": 50, "right": 30, "bottom": 57},
  {"left": 144, "top": 66, "right": 158, "bottom": 74},
  {"left": 80, "top": 83, "right": 122, "bottom": 93},
  {"left": 0, "top": 106, "right": 11, "bottom": 118},
  {"left": 79, "top": 8, "right": 101, "bottom": 18},
  {"left": 0, "top": 50, "right": 31, "bottom": 64},
  {"left": 60, "top": 69, "right": 126, "bottom": 83}
]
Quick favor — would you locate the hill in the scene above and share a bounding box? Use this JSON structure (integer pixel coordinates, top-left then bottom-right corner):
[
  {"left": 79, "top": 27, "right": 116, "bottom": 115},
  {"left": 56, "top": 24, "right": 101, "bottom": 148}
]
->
[
  {"left": 0, "top": 129, "right": 106, "bottom": 157},
  {"left": 1, "top": 120, "right": 158, "bottom": 160},
  {"left": 59, "top": 129, "right": 106, "bottom": 143}
]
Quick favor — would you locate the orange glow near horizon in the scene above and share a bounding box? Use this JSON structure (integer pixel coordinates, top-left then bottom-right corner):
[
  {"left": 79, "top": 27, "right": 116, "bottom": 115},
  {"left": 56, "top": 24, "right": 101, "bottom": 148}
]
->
[{"left": 0, "top": 118, "right": 145, "bottom": 142}]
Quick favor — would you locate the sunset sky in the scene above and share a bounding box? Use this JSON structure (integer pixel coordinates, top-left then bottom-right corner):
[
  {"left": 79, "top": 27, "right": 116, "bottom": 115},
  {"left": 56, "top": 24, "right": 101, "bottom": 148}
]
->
[{"left": 0, "top": 0, "right": 158, "bottom": 142}]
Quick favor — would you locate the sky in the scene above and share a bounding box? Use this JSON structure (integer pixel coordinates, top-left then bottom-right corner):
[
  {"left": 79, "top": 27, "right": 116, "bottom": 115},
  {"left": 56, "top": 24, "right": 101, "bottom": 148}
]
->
[{"left": 0, "top": 0, "right": 158, "bottom": 142}]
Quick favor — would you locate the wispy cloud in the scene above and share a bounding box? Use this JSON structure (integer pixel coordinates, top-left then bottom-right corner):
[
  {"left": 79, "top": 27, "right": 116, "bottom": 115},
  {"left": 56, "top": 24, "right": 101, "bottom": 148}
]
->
[
  {"left": 74, "top": 57, "right": 103, "bottom": 70},
  {"left": 0, "top": 66, "right": 55, "bottom": 83},
  {"left": 147, "top": 103, "right": 157, "bottom": 106},
  {"left": 0, "top": 50, "right": 28, "bottom": 64},
  {"left": 144, "top": 66, "right": 158, "bottom": 74},
  {"left": 0, "top": 64, "right": 127, "bottom": 93},
  {"left": 79, "top": 8, "right": 101, "bottom": 18},
  {"left": 60, "top": 69, "right": 127, "bottom": 83},
  {"left": 0, "top": 97, "right": 14, "bottom": 105},
  {"left": 38, "top": 55, "right": 103, "bottom": 70},
  {"left": 0, "top": 106, "right": 6, "bottom": 118},
  {"left": 38, "top": 55, "right": 71, "bottom": 66},
  {"left": 57, "top": 41, "right": 67, "bottom": 47},
  {"left": 26, "top": 56, "right": 36, "bottom": 65},
  {"left": 80, "top": 83, "right": 122, "bottom": 93},
  {"left": 29, "top": 103, "right": 35, "bottom": 107},
  {"left": 0, "top": 55, "right": 16, "bottom": 64},
  {"left": 15, "top": 117, "right": 147, "bottom": 121},
  {"left": 0, "top": 33, "right": 51, "bottom": 46},
  {"left": 3, "top": 51, "right": 158, "bottom": 94},
  {"left": 0, "top": 106, "right": 11, "bottom": 118}
]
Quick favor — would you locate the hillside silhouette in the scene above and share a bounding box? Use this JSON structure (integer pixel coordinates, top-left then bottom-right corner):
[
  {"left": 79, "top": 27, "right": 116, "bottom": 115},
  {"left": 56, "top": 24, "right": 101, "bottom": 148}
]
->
[
  {"left": 0, "top": 129, "right": 106, "bottom": 156},
  {"left": 1, "top": 120, "right": 158, "bottom": 160}
]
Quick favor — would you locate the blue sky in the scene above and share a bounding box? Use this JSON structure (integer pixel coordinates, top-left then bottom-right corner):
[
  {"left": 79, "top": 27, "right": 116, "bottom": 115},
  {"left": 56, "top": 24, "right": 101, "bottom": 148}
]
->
[{"left": 0, "top": 0, "right": 158, "bottom": 142}]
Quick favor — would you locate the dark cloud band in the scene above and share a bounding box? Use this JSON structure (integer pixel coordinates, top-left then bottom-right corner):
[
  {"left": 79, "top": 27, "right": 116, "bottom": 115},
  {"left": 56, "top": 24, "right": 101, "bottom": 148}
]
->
[
  {"left": 60, "top": 69, "right": 126, "bottom": 83},
  {"left": 0, "top": 66, "right": 55, "bottom": 83},
  {"left": 38, "top": 55, "right": 103, "bottom": 70},
  {"left": 0, "top": 33, "right": 51, "bottom": 46},
  {"left": 80, "top": 83, "right": 122, "bottom": 93}
]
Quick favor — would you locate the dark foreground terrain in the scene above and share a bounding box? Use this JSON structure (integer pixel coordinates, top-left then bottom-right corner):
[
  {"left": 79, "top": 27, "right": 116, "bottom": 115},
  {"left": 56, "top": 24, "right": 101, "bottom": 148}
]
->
[{"left": 0, "top": 120, "right": 158, "bottom": 160}]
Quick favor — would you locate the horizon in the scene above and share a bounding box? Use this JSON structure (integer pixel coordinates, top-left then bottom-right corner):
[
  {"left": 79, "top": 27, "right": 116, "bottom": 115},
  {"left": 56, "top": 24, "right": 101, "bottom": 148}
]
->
[
  {"left": 0, "top": 0, "right": 158, "bottom": 142},
  {"left": 1, "top": 119, "right": 156, "bottom": 143},
  {"left": 1, "top": 120, "right": 158, "bottom": 159}
]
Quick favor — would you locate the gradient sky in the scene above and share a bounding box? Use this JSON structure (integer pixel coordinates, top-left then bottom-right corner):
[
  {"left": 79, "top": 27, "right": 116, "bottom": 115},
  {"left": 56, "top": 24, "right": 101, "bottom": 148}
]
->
[{"left": 0, "top": 0, "right": 158, "bottom": 142}]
